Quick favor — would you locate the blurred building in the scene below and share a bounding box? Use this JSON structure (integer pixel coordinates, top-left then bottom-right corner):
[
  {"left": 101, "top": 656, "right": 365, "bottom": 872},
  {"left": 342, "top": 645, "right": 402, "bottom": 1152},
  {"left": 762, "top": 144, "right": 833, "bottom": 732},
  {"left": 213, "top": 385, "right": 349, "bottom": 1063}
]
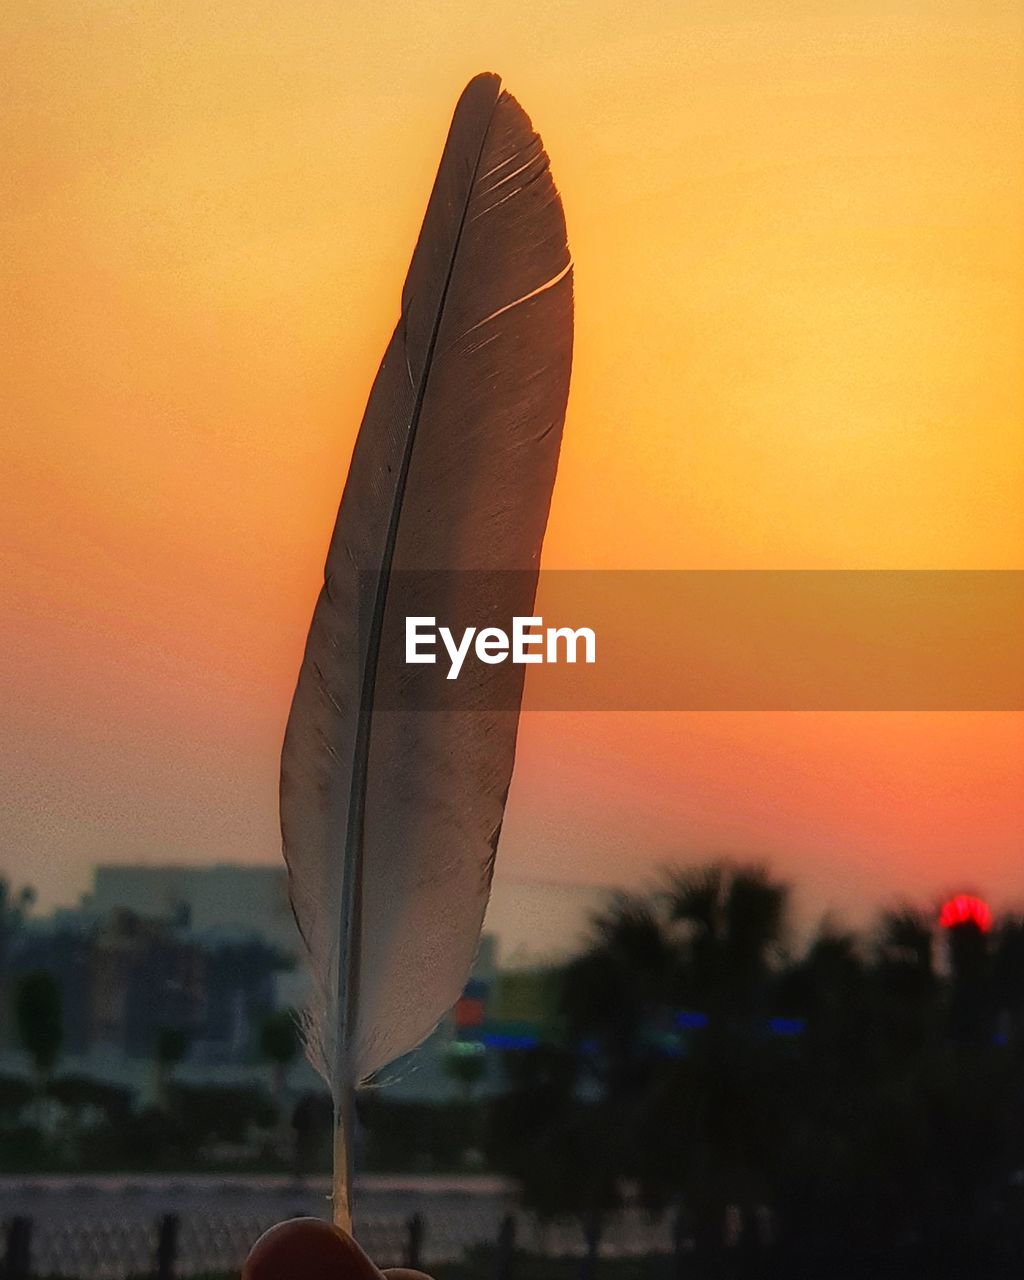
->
[
  {"left": 1, "top": 863, "right": 602, "bottom": 1100},
  {"left": 3, "top": 909, "right": 282, "bottom": 1069},
  {"left": 79, "top": 864, "right": 299, "bottom": 956},
  {"left": 88, "top": 911, "right": 205, "bottom": 1056}
]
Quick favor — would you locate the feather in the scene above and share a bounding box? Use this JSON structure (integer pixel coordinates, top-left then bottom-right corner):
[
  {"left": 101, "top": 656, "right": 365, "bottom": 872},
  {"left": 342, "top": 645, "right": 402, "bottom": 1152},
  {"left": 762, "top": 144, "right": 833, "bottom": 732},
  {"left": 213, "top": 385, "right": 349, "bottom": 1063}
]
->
[{"left": 279, "top": 72, "right": 573, "bottom": 1224}]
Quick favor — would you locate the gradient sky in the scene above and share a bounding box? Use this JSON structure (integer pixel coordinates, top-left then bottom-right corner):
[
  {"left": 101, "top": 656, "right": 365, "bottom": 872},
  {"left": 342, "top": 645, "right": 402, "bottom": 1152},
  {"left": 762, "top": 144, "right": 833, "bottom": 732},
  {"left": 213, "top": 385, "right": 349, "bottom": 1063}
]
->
[{"left": 3, "top": 0, "right": 1022, "bottom": 929}]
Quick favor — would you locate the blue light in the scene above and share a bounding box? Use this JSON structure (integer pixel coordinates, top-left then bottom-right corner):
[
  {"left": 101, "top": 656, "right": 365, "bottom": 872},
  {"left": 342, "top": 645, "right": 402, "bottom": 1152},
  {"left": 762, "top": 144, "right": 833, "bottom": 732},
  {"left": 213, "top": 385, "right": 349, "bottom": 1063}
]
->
[
  {"left": 482, "top": 1031, "right": 539, "bottom": 1050},
  {"left": 675, "top": 1010, "right": 710, "bottom": 1030},
  {"left": 768, "top": 1016, "right": 806, "bottom": 1037}
]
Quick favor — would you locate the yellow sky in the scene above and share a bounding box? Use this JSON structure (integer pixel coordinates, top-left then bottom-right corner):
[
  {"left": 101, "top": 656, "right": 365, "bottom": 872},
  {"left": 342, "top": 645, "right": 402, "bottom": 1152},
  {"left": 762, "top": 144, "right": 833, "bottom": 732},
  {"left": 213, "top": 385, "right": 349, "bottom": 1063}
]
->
[{"left": 2, "top": 0, "right": 1022, "bottom": 920}]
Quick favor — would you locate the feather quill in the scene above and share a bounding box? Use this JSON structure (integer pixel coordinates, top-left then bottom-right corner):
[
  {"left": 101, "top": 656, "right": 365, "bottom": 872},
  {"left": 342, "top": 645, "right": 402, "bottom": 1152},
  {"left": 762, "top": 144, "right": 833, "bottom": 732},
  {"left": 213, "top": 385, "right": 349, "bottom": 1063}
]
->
[{"left": 279, "top": 73, "right": 573, "bottom": 1227}]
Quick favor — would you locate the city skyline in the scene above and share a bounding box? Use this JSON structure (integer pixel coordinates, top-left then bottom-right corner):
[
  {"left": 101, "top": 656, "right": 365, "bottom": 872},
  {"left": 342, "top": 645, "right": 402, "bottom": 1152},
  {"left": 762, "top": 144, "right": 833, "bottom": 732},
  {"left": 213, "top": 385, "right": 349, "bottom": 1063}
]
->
[
  {"left": 8, "top": 861, "right": 612, "bottom": 970},
  {"left": 8, "top": 839, "right": 1024, "bottom": 954}
]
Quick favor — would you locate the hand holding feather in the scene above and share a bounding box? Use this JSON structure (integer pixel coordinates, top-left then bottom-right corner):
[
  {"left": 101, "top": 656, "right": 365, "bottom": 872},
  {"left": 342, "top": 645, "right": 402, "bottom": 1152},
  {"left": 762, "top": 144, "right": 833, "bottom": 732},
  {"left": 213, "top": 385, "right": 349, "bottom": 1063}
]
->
[
  {"left": 279, "top": 72, "right": 573, "bottom": 1230},
  {"left": 243, "top": 1218, "right": 432, "bottom": 1280}
]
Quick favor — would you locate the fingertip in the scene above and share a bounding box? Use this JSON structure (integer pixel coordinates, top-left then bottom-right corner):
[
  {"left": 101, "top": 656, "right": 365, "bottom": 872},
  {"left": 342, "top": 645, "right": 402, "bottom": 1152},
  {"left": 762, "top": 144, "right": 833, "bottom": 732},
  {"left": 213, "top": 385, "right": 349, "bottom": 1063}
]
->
[{"left": 243, "top": 1218, "right": 384, "bottom": 1279}]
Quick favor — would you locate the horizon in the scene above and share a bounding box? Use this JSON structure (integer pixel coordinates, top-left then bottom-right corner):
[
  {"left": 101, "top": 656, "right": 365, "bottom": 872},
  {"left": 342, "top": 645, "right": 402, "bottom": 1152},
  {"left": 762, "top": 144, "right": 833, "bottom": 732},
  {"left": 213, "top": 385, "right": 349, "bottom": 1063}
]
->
[{"left": 8, "top": 854, "right": 1024, "bottom": 963}]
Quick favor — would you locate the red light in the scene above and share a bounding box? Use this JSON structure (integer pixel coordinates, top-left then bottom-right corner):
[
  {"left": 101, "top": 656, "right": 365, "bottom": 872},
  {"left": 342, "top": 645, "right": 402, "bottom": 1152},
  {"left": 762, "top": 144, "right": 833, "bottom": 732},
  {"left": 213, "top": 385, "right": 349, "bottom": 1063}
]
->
[
  {"left": 455, "top": 997, "right": 485, "bottom": 1028},
  {"left": 939, "top": 894, "right": 992, "bottom": 933}
]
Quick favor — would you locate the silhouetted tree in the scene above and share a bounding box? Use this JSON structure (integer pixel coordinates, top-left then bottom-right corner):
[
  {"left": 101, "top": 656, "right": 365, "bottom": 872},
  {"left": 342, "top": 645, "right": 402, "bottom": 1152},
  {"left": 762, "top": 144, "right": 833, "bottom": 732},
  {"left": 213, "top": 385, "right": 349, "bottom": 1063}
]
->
[
  {"left": 0, "top": 1074, "right": 34, "bottom": 1127},
  {"left": 0, "top": 878, "right": 35, "bottom": 1048},
  {"left": 14, "top": 971, "right": 62, "bottom": 1093},
  {"left": 259, "top": 1009, "right": 300, "bottom": 1096},
  {"left": 946, "top": 918, "right": 994, "bottom": 1046},
  {"left": 488, "top": 1044, "right": 620, "bottom": 1280},
  {"left": 260, "top": 1009, "right": 301, "bottom": 1161},
  {"left": 154, "top": 1026, "right": 189, "bottom": 1110},
  {"left": 444, "top": 1045, "right": 487, "bottom": 1099},
  {"left": 992, "top": 915, "right": 1024, "bottom": 1042},
  {"left": 662, "top": 863, "right": 789, "bottom": 1274},
  {"left": 490, "top": 896, "right": 676, "bottom": 1277},
  {"left": 666, "top": 861, "right": 787, "bottom": 1020}
]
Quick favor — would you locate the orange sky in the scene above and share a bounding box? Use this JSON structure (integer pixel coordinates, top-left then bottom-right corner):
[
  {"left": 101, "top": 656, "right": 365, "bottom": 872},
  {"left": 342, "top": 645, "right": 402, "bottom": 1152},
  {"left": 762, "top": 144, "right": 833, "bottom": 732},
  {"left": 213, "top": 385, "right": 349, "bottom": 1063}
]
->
[{"left": 2, "top": 0, "right": 1022, "bottom": 926}]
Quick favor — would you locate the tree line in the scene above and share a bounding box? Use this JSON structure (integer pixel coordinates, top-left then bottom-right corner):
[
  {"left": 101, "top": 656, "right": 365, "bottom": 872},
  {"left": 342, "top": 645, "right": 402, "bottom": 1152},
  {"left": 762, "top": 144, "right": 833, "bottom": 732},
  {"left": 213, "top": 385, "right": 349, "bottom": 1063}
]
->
[{"left": 483, "top": 862, "right": 1024, "bottom": 1278}]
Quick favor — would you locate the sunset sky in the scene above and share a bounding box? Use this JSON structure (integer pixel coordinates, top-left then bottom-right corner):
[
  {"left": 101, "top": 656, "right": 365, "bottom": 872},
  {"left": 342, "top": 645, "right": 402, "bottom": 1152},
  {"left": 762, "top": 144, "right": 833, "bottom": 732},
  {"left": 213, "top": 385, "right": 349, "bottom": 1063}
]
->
[{"left": 3, "top": 0, "right": 1022, "bottom": 930}]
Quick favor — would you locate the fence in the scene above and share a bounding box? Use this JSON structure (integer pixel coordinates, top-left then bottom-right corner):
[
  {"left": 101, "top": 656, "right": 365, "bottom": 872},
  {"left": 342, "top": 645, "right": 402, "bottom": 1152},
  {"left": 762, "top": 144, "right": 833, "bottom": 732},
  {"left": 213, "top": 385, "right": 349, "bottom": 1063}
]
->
[{"left": 1, "top": 1209, "right": 675, "bottom": 1279}]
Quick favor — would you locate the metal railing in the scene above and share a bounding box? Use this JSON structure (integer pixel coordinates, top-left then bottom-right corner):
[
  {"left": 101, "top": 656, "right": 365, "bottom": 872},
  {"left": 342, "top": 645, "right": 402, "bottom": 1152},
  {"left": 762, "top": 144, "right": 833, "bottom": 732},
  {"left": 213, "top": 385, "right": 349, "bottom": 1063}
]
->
[{"left": 1, "top": 1208, "right": 675, "bottom": 1279}]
